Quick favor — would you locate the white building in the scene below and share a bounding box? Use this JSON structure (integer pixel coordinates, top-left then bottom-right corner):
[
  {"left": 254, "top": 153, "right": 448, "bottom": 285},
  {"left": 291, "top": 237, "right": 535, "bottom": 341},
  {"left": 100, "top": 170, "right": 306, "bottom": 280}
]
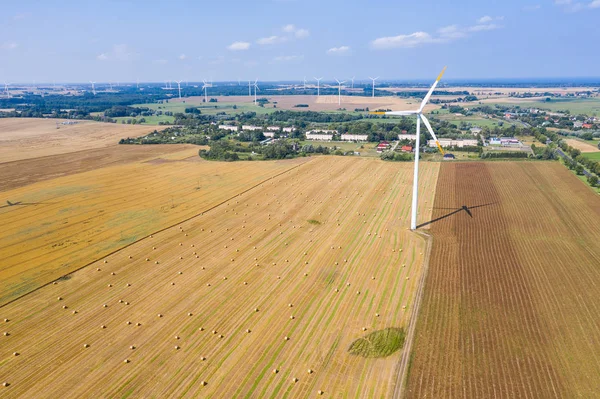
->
[
  {"left": 218, "top": 125, "right": 238, "bottom": 132},
  {"left": 306, "top": 131, "right": 333, "bottom": 141},
  {"left": 242, "top": 125, "right": 262, "bottom": 131},
  {"left": 309, "top": 129, "right": 337, "bottom": 134},
  {"left": 341, "top": 134, "right": 369, "bottom": 142},
  {"left": 263, "top": 132, "right": 275, "bottom": 138},
  {"left": 429, "top": 138, "right": 478, "bottom": 148},
  {"left": 267, "top": 126, "right": 280, "bottom": 131},
  {"left": 398, "top": 134, "right": 417, "bottom": 141},
  {"left": 282, "top": 127, "right": 293, "bottom": 133}
]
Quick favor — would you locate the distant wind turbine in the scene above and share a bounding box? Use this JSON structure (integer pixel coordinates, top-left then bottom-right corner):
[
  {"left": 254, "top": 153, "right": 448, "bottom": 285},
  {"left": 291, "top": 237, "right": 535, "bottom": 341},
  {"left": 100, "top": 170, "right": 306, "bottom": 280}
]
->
[
  {"left": 335, "top": 78, "right": 346, "bottom": 106},
  {"left": 202, "top": 79, "right": 212, "bottom": 103},
  {"left": 175, "top": 80, "right": 183, "bottom": 99},
  {"left": 253, "top": 79, "right": 259, "bottom": 105},
  {"left": 303, "top": 76, "right": 307, "bottom": 90},
  {"left": 369, "top": 76, "right": 379, "bottom": 98},
  {"left": 89, "top": 81, "right": 96, "bottom": 96},
  {"left": 314, "top": 77, "right": 323, "bottom": 96},
  {"left": 351, "top": 76, "right": 355, "bottom": 89}
]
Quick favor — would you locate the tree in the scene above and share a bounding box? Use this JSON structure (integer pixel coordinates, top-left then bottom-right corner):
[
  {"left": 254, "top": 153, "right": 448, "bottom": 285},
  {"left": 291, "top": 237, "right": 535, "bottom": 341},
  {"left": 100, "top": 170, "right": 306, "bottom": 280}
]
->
[
  {"left": 587, "top": 175, "right": 599, "bottom": 187},
  {"left": 575, "top": 164, "right": 584, "bottom": 175}
]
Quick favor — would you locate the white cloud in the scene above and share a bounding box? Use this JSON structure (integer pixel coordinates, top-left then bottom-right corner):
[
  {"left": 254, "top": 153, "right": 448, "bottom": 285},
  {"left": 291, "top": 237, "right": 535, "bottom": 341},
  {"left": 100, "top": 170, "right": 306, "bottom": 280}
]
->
[
  {"left": 2, "top": 42, "right": 18, "bottom": 50},
  {"left": 295, "top": 28, "right": 310, "bottom": 38},
  {"left": 96, "top": 44, "right": 138, "bottom": 61},
  {"left": 178, "top": 54, "right": 187, "bottom": 60},
  {"left": 371, "top": 17, "right": 503, "bottom": 50},
  {"left": 523, "top": 4, "right": 542, "bottom": 11},
  {"left": 281, "top": 24, "right": 309, "bottom": 39},
  {"left": 327, "top": 45, "right": 351, "bottom": 55},
  {"left": 555, "top": 0, "right": 599, "bottom": 11},
  {"left": 227, "top": 41, "right": 251, "bottom": 51},
  {"left": 273, "top": 55, "right": 304, "bottom": 62},
  {"left": 257, "top": 35, "right": 287, "bottom": 45}
]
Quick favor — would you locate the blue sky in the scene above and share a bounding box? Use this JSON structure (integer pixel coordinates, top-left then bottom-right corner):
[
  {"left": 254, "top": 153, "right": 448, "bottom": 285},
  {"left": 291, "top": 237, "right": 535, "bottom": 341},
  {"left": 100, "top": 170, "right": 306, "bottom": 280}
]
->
[{"left": 1, "top": 0, "right": 599, "bottom": 83}]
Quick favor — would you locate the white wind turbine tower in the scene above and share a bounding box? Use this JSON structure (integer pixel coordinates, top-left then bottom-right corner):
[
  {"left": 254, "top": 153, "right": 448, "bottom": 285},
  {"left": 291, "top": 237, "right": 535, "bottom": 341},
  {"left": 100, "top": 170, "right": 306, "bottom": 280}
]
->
[
  {"left": 4, "top": 82, "right": 11, "bottom": 98},
  {"left": 175, "top": 80, "right": 183, "bottom": 99},
  {"left": 335, "top": 78, "right": 346, "bottom": 106},
  {"left": 89, "top": 81, "right": 96, "bottom": 96},
  {"left": 303, "top": 76, "right": 307, "bottom": 90},
  {"left": 351, "top": 76, "right": 355, "bottom": 89},
  {"left": 371, "top": 67, "right": 447, "bottom": 230},
  {"left": 253, "top": 79, "right": 259, "bottom": 105},
  {"left": 314, "top": 77, "right": 323, "bottom": 96},
  {"left": 369, "top": 76, "right": 379, "bottom": 98},
  {"left": 202, "top": 79, "right": 212, "bottom": 103}
]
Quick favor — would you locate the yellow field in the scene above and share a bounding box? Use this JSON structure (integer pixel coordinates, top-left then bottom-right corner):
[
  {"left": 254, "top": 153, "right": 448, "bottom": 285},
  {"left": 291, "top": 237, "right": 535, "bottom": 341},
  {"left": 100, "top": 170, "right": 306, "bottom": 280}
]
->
[
  {"left": 0, "top": 118, "right": 160, "bottom": 162},
  {"left": 0, "top": 152, "right": 305, "bottom": 305},
  {"left": 0, "top": 156, "right": 439, "bottom": 398}
]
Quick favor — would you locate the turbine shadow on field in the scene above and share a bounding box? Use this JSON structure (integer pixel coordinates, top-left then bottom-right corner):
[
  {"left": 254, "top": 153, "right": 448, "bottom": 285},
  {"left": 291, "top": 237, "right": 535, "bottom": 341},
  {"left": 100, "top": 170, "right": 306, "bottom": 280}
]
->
[
  {"left": 417, "top": 203, "right": 497, "bottom": 229},
  {"left": 1, "top": 200, "right": 50, "bottom": 209}
]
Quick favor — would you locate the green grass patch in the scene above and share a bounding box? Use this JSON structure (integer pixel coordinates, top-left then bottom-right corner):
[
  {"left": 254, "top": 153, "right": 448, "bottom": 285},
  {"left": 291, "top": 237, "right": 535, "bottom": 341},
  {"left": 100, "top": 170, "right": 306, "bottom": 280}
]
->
[
  {"left": 307, "top": 219, "right": 321, "bottom": 225},
  {"left": 348, "top": 327, "right": 406, "bottom": 358},
  {"left": 581, "top": 152, "right": 600, "bottom": 161}
]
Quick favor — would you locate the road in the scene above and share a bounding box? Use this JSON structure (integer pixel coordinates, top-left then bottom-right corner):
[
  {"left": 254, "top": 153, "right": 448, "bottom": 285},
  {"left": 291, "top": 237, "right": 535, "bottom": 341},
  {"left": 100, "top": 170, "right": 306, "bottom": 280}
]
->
[{"left": 556, "top": 148, "right": 592, "bottom": 177}]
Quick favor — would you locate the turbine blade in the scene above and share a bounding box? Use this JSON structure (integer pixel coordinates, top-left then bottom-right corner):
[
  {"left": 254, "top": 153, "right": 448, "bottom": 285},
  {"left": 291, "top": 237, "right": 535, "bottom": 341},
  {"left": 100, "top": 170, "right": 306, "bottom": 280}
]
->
[
  {"left": 419, "top": 66, "right": 446, "bottom": 113},
  {"left": 421, "top": 115, "right": 445, "bottom": 155},
  {"left": 386, "top": 110, "right": 419, "bottom": 116}
]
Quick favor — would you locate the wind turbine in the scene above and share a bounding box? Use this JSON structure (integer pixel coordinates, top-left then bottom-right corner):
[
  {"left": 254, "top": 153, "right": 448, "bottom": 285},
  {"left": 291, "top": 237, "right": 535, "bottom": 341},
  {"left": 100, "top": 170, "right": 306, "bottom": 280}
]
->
[
  {"left": 3, "top": 82, "right": 11, "bottom": 98},
  {"left": 202, "top": 79, "right": 212, "bottom": 103},
  {"left": 175, "top": 80, "right": 183, "bottom": 99},
  {"left": 89, "top": 81, "right": 96, "bottom": 96},
  {"left": 314, "top": 77, "right": 323, "bottom": 96},
  {"left": 335, "top": 78, "right": 346, "bottom": 106},
  {"left": 136, "top": 78, "right": 139, "bottom": 89},
  {"left": 351, "top": 76, "right": 355, "bottom": 89},
  {"left": 369, "top": 76, "right": 379, "bottom": 98},
  {"left": 371, "top": 67, "right": 447, "bottom": 230},
  {"left": 303, "top": 76, "right": 307, "bottom": 90},
  {"left": 253, "top": 79, "right": 259, "bottom": 105}
]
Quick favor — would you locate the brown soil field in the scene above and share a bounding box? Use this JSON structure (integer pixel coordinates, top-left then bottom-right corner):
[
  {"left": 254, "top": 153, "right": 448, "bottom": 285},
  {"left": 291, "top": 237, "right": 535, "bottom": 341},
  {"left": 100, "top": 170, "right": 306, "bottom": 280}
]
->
[
  {"left": 565, "top": 138, "right": 600, "bottom": 153},
  {"left": 406, "top": 162, "right": 600, "bottom": 398},
  {"left": 0, "top": 144, "right": 199, "bottom": 192},
  {"left": 0, "top": 155, "right": 306, "bottom": 305},
  {"left": 0, "top": 118, "right": 161, "bottom": 162},
  {"left": 0, "top": 156, "right": 439, "bottom": 398}
]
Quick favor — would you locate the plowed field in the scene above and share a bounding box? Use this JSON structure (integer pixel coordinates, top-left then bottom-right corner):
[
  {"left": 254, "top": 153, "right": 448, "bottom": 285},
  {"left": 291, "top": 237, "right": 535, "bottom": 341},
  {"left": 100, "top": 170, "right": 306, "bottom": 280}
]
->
[
  {"left": 407, "top": 162, "right": 600, "bottom": 398},
  {"left": 0, "top": 157, "right": 439, "bottom": 398}
]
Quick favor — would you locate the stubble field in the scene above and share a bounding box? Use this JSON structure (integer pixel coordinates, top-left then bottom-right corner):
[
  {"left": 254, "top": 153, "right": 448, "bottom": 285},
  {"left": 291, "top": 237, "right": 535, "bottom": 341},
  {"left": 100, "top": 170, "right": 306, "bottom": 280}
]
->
[
  {"left": 0, "top": 118, "right": 161, "bottom": 162},
  {"left": 406, "top": 162, "right": 600, "bottom": 398},
  {"left": 0, "top": 156, "right": 439, "bottom": 398}
]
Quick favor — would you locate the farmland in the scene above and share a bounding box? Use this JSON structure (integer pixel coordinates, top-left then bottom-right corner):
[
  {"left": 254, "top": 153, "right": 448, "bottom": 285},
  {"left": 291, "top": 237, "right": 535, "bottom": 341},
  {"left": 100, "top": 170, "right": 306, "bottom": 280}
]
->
[
  {"left": 0, "top": 118, "right": 161, "bottom": 162},
  {"left": 406, "top": 162, "right": 600, "bottom": 398},
  {"left": 0, "top": 156, "right": 439, "bottom": 398},
  {"left": 0, "top": 152, "right": 305, "bottom": 305},
  {"left": 565, "top": 138, "right": 600, "bottom": 153}
]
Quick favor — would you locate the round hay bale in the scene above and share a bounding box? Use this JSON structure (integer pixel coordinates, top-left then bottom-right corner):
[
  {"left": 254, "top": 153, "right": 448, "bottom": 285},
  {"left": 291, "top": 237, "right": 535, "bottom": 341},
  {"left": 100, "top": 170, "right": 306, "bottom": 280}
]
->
[
  {"left": 273, "top": 369, "right": 278, "bottom": 374},
  {"left": 318, "top": 390, "right": 324, "bottom": 395},
  {"left": 124, "top": 302, "right": 129, "bottom": 305},
  {"left": 171, "top": 283, "right": 175, "bottom": 286},
  {"left": 307, "top": 369, "right": 313, "bottom": 374},
  {"left": 119, "top": 300, "right": 124, "bottom": 303},
  {"left": 2, "top": 382, "right": 10, "bottom": 387},
  {"left": 3, "top": 319, "right": 8, "bottom": 323},
  {"left": 199, "top": 327, "right": 204, "bottom": 331},
  {"left": 243, "top": 282, "right": 248, "bottom": 285},
  {"left": 200, "top": 381, "right": 207, "bottom": 386},
  {"left": 246, "top": 329, "right": 251, "bottom": 333},
  {"left": 158, "top": 314, "right": 163, "bottom": 318},
  {"left": 175, "top": 345, "right": 180, "bottom": 350},
  {"left": 62, "top": 305, "right": 68, "bottom": 309},
  {"left": 375, "top": 313, "right": 380, "bottom": 317},
  {"left": 175, "top": 335, "right": 180, "bottom": 340},
  {"left": 212, "top": 330, "right": 217, "bottom": 334},
  {"left": 124, "top": 359, "right": 130, "bottom": 363},
  {"left": 136, "top": 322, "right": 141, "bottom": 326},
  {"left": 13, "top": 352, "right": 19, "bottom": 356},
  {"left": 111, "top": 272, "right": 116, "bottom": 276},
  {"left": 72, "top": 310, "right": 78, "bottom": 314},
  {"left": 284, "top": 336, "right": 289, "bottom": 341},
  {"left": 83, "top": 344, "right": 89, "bottom": 348},
  {"left": 3, "top": 332, "right": 8, "bottom": 336},
  {"left": 101, "top": 325, "right": 106, "bottom": 329},
  {"left": 200, "top": 356, "right": 206, "bottom": 361},
  {"left": 188, "top": 312, "right": 193, "bottom": 316},
  {"left": 292, "top": 377, "right": 298, "bottom": 383},
  {"left": 103, "top": 304, "right": 108, "bottom": 308},
  {"left": 57, "top": 297, "right": 62, "bottom": 301},
  {"left": 126, "top": 321, "right": 131, "bottom": 325},
  {"left": 290, "top": 315, "right": 295, "bottom": 319}
]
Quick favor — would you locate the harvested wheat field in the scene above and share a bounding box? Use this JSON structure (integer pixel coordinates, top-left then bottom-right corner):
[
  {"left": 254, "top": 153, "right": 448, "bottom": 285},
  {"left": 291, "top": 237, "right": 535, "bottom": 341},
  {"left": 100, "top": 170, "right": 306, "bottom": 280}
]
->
[
  {"left": 0, "top": 154, "right": 304, "bottom": 305},
  {"left": 0, "top": 118, "right": 161, "bottom": 162},
  {"left": 407, "top": 162, "right": 600, "bottom": 398},
  {"left": 0, "top": 156, "right": 439, "bottom": 398},
  {"left": 564, "top": 138, "right": 599, "bottom": 153},
  {"left": 0, "top": 144, "right": 199, "bottom": 192}
]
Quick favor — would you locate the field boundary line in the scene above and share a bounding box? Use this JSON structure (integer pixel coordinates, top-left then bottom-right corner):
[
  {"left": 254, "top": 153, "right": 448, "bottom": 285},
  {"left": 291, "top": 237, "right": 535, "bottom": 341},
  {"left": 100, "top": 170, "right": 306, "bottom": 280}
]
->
[
  {"left": 392, "top": 229, "right": 434, "bottom": 399},
  {"left": 0, "top": 159, "right": 310, "bottom": 309}
]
